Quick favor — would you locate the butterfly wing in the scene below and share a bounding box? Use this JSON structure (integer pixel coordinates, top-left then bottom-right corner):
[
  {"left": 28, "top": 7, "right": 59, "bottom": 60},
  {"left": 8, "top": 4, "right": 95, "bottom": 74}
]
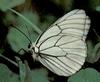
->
[{"left": 33, "top": 9, "right": 90, "bottom": 76}]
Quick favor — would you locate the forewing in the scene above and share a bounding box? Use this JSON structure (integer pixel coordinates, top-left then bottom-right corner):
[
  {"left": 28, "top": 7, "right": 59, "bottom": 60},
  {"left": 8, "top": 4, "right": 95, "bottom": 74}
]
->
[{"left": 34, "top": 9, "right": 90, "bottom": 76}]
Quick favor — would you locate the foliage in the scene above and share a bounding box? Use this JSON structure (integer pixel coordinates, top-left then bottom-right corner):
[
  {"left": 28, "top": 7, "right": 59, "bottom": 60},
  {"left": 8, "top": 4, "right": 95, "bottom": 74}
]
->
[
  {"left": 0, "top": 0, "right": 100, "bottom": 82},
  {"left": 0, "top": 0, "right": 25, "bottom": 11},
  {"left": 86, "top": 40, "right": 100, "bottom": 63},
  {"left": 68, "top": 68, "right": 100, "bottom": 82},
  {"left": 7, "top": 11, "right": 39, "bottom": 54},
  {"left": 31, "top": 68, "right": 50, "bottom": 82},
  {"left": 50, "top": 0, "right": 73, "bottom": 11},
  {"left": 0, "top": 64, "right": 19, "bottom": 82},
  {"left": 89, "top": 0, "right": 100, "bottom": 11}
]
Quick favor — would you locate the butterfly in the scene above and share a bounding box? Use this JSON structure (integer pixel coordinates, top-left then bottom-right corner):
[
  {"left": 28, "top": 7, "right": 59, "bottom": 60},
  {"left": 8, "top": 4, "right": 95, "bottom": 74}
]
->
[{"left": 28, "top": 9, "right": 90, "bottom": 76}]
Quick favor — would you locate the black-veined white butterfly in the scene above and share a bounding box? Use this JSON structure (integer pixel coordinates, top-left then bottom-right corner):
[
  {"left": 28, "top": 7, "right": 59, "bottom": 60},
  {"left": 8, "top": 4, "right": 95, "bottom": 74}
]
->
[
  {"left": 9, "top": 9, "right": 90, "bottom": 76},
  {"left": 27, "top": 9, "right": 91, "bottom": 76}
]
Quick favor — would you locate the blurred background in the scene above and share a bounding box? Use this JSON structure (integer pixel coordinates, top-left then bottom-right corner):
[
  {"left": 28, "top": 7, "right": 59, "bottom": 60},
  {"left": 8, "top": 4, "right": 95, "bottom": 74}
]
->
[{"left": 0, "top": 0, "right": 100, "bottom": 82}]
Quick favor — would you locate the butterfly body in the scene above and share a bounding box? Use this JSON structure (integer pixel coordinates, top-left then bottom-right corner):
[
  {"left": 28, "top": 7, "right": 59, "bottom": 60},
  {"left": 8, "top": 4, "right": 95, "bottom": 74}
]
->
[{"left": 29, "top": 9, "right": 90, "bottom": 76}]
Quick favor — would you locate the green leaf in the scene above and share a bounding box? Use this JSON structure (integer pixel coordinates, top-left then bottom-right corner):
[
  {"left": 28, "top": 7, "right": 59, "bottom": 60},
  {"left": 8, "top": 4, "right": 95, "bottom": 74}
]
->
[
  {"left": 86, "top": 40, "right": 100, "bottom": 63},
  {"left": 24, "top": 60, "right": 32, "bottom": 82},
  {"left": 68, "top": 68, "right": 100, "bottom": 82},
  {"left": 18, "top": 11, "right": 40, "bottom": 26},
  {"left": 89, "top": 0, "right": 100, "bottom": 11},
  {"left": 50, "top": 0, "right": 73, "bottom": 11},
  {"left": 0, "top": 0, "right": 25, "bottom": 11},
  {"left": 9, "top": 9, "right": 42, "bottom": 34},
  {"left": 15, "top": 57, "right": 26, "bottom": 82},
  {"left": 0, "top": 64, "right": 19, "bottom": 82},
  {"left": 3, "top": 12, "right": 16, "bottom": 26},
  {"left": 15, "top": 57, "right": 32, "bottom": 82},
  {"left": 31, "top": 68, "right": 50, "bottom": 82},
  {"left": 7, "top": 11, "right": 39, "bottom": 54},
  {"left": 96, "top": 6, "right": 100, "bottom": 12}
]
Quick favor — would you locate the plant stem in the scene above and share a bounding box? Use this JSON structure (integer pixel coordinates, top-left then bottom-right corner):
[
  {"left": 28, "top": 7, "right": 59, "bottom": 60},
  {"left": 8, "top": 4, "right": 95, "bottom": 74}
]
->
[
  {"left": 93, "top": 29, "right": 100, "bottom": 41},
  {"left": 0, "top": 54, "right": 18, "bottom": 67},
  {"left": 15, "top": 56, "right": 25, "bottom": 82},
  {"left": 9, "top": 8, "right": 42, "bottom": 34}
]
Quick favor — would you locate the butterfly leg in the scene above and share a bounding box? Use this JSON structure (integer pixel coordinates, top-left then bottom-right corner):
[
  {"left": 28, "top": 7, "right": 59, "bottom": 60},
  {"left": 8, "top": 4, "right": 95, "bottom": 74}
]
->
[{"left": 18, "top": 48, "right": 27, "bottom": 54}]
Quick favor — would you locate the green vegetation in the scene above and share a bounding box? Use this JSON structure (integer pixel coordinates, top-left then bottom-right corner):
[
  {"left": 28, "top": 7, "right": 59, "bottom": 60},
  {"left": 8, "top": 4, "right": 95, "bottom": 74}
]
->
[{"left": 0, "top": 0, "right": 100, "bottom": 82}]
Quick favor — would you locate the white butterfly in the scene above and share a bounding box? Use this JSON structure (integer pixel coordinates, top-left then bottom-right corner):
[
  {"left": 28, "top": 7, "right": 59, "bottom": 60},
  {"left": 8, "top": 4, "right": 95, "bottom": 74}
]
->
[{"left": 29, "top": 9, "right": 90, "bottom": 76}]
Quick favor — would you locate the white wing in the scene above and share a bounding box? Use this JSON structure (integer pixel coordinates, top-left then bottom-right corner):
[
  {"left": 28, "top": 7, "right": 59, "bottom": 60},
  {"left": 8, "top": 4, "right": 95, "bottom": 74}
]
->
[{"left": 32, "top": 9, "right": 90, "bottom": 76}]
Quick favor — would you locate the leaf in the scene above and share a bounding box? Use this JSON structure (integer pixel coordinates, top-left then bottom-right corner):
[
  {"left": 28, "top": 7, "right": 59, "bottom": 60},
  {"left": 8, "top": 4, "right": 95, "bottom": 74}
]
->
[
  {"left": 15, "top": 57, "right": 33, "bottom": 82},
  {"left": 50, "top": 0, "right": 73, "bottom": 11},
  {"left": 86, "top": 40, "right": 100, "bottom": 63},
  {"left": 89, "top": 0, "right": 100, "bottom": 11},
  {"left": 0, "top": 64, "right": 19, "bottom": 82},
  {"left": 18, "top": 11, "right": 40, "bottom": 25},
  {"left": 31, "top": 68, "right": 50, "bottom": 82},
  {"left": 15, "top": 57, "right": 26, "bottom": 82},
  {"left": 9, "top": 9, "right": 42, "bottom": 34},
  {"left": 24, "top": 60, "right": 32, "bottom": 82},
  {"left": 96, "top": 6, "right": 100, "bottom": 12},
  {"left": 68, "top": 68, "right": 100, "bottom": 82},
  {"left": 7, "top": 11, "right": 39, "bottom": 54},
  {"left": 3, "top": 12, "right": 16, "bottom": 26},
  {"left": 0, "top": 0, "right": 25, "bottom": 11}
]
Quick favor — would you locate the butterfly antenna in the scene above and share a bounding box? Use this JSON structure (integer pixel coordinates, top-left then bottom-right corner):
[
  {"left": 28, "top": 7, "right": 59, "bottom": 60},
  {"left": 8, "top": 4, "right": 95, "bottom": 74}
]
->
[{"left": 11, "top": 25, "right": 32, "bottom": 44}]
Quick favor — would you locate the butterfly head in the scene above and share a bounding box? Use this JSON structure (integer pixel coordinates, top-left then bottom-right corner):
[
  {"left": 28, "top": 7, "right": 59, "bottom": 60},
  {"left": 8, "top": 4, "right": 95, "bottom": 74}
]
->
[{"left": 28, "top": 43, "right": 39, "bottom": 60}]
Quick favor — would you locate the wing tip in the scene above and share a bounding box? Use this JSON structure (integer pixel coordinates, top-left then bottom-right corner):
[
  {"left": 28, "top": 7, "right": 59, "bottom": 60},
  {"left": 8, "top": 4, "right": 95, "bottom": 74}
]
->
[{"left": 72, "top": 9, "right": 86, "bottom": 14}]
